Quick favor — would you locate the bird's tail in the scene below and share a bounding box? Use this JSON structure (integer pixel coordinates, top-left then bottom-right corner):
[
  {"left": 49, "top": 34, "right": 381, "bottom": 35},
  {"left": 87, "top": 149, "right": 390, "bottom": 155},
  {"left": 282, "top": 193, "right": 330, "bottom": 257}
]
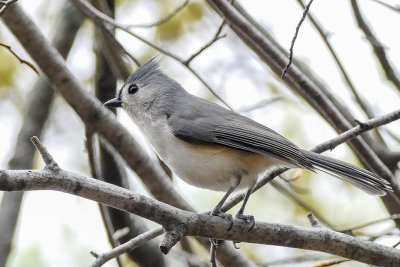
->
[{"left": 301, "top": 149, "right": 392, "bottom": 196}]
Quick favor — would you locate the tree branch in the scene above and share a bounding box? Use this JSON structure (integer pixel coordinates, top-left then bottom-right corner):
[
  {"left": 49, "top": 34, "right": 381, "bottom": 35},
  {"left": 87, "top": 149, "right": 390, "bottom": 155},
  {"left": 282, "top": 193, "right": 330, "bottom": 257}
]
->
[
  {"left": 351, "top": 0, "right": 400, "bottom": 92},
  {"left": 281, "top": 0, "right": 314, "bottom": 78},
  {"left": 1, "top": 139, "right": 400, "bottom": 266},
  {"left": 71, "top": 0, "right": 232, "bottom": 110},
  {"left": 128, "top": 0, "right": 189, "bottom": 28},
  {"left": 0, "top": 43, "right": 39, "bottom": 75}
]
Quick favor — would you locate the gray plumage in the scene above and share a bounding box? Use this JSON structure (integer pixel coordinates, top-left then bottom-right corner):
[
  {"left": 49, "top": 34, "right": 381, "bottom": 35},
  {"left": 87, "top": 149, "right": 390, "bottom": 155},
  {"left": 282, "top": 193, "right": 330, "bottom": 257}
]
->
[{"left": 106, "top": 57, "right": 392, "bottom": 207}]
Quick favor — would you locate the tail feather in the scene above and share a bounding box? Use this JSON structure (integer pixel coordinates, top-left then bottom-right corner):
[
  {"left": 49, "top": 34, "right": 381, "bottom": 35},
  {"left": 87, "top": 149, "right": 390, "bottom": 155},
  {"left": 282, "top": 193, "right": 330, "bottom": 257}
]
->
[{"left": 301, "top": 150, "right": 392, "bottom": 196}]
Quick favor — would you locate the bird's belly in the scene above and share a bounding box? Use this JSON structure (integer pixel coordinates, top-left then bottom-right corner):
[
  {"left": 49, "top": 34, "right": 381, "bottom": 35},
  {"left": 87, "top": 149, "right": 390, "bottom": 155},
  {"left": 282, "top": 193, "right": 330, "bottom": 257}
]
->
[
  {"left": 140, "top": 120, "right": 283, "bottom": 191},
  {"left": 158, "top": 138, "right": 278, "bottom": 191}
]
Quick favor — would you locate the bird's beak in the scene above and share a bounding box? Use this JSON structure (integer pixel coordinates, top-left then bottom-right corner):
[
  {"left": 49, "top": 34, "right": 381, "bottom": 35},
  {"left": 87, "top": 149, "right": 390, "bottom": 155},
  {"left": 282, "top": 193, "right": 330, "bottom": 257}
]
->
[{"left": 104, "top": 98, "right": 122, "bottom": 108}]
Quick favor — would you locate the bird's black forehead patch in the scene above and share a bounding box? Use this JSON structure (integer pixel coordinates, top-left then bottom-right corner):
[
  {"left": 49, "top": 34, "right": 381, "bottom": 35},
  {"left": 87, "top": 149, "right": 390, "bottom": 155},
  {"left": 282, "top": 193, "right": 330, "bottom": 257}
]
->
[{"left": 126, "top": 56, "right": 160, "bottom": 84}]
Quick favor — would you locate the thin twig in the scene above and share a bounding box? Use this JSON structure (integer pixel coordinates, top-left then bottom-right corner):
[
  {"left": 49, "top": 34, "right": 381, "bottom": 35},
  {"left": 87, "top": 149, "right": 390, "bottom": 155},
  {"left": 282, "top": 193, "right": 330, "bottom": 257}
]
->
[
  {"left": 295, "top": 0, "right": 375, "bottom": 122},
  {"left": 271, "top": 181, "right": 334, "bottom": 228},
  {"left": 128, "top": 0, "right": 189, "bottom": 28},
  {"left": 312, "top": 259, "right": 351, "bottom": 267},
  {"left": 351, "top": 0, "right": 400, "bottom": 91},
  {"left": 281, "top": 0, "right": 314, "bottom": 78},
  {"left": 0, "top": 0, "right": 17, "bottom": 16},
  {"left": 0, "top": 43, "right": 39, "bottom": 75},
  {"left": 30, "top": 136, "right": 59, "bottom": 170},
  {"left": 237, "top": 97, "right": 283, "bottom": 113},
  {"left": 184, "top": 19, "right": 226, "bottom": 65},
  {"left": 90, "top": 228, "right": 163, "bottom": 267},
  {"left": 85, "top": 129, "right": 123, "bottom": 267},
  {"left": 370, "top": 0, "right": 400, "bottom": 13},
  {"left": 71, "top": 0, "right": 232, "bottom": 110},
  {"left": 210, "top": 241, "right": 218, "bottom": 267},
  {"left": 308, "top": 212, "right": 322, "bottom": 228},
  {"left": 312, "top": 108, "right": 400, "bottom": 153},
  {"left": 338, "top": 214, "right": 400, "bottom": 233}
]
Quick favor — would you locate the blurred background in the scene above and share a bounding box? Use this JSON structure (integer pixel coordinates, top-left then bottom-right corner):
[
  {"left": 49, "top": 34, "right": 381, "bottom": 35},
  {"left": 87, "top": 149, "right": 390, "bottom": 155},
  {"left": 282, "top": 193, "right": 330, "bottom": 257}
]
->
[{"left": 0, "top": 0, "right": 399, "bottom": 266}]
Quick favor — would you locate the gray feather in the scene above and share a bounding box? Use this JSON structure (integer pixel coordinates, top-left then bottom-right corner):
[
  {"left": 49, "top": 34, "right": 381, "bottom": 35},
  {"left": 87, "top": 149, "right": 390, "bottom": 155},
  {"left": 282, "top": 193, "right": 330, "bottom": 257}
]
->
[
  {"left": 301, "top": 150, "right": 391, "bottom": 195},
  {"left": 168, "top": 94, "right": 313, "bottom": 170}
]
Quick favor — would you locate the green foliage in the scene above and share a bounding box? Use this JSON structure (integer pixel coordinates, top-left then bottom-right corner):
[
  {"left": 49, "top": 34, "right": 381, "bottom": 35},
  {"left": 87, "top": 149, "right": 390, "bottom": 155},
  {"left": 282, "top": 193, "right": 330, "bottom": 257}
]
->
[
  {"left": 11, "top": 243, "right": 48, "bottom": 267},
  {"left": 156, "top": 1, "right": 204, "bottom": 41},
  {"left": 0, "top": 44, "right": 18, "bottom": 89}
]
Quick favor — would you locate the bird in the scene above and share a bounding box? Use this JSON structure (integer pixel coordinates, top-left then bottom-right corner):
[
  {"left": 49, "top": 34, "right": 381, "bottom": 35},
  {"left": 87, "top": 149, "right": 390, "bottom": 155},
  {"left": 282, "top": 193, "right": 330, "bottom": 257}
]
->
[{"left": 104, "top": 57, "right": 392, "bottom": 228}]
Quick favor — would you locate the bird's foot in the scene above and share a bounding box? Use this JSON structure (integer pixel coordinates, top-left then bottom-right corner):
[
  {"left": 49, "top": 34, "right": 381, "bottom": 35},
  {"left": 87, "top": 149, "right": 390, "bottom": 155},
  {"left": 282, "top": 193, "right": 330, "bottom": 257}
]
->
[
  {"left": 211, "top": 210, "right": 233, "bottom": 231},
  {"left": 235, "top": 213, "right": 255, "bottom": 231}
]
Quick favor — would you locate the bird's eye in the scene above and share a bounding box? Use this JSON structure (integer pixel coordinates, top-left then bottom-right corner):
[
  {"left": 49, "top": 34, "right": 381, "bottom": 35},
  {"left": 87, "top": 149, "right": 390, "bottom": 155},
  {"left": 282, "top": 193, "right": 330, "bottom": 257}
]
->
[{"left": 128, "top": 84, "right": 139, "bottom": 94}]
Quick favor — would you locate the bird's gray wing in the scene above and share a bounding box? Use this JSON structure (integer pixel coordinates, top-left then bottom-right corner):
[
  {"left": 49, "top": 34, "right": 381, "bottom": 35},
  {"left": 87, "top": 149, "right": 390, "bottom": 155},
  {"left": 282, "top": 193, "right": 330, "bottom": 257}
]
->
[{"left": 167, "top": 98, "right": 312, "bottom": 169}]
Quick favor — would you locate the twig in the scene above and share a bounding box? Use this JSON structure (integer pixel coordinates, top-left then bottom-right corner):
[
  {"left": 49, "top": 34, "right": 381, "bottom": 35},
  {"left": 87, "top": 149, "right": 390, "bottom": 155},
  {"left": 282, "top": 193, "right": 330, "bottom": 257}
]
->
[
  {"left": 128, "top": 0, "right": 189, "bottom": 28},
  {"left": 210, "top": 242, "right": 218, "bottom": 267},
  {"left": 71, "top": 0, "right": 232, "bottom": 110},
  {"left": 0, "top": 43, "right": 39, "bottom": 75},
  {"left": 312, "top": 108, "right": 400, "bottom": 153},
  {"left": 308, "top": 212, "right": 322, "bottom": 228},
  {"left": 271, "top": 181, "right": 334, "bottom": 228},
  {"left": 338, "top": 214, "right": 400, "bottom": 233},
  {"left": 351, "top": 0, "right": 400, "bottom": 91},
  {"left": 281, "top": 0, "right": 314, "bottom": 78},
  {"left": 237, "top": 97, "right": 283, "bottom": 113},
  {"left": 30, "top": 136, "right": 59, "bottom": 170},
  {"left": 91, "top": 228, "right": 163, "bottom": 267},
  {"left": 0, "top": 0, "right": 17, "bottom": 16},
  {"left": 295, "top": 0, "right": 375, "bottom": 122},
  {"left": 312, "top": 259, "right": 351, "bottom": 267},
  {"left": 85, "top": 129, "right": 123, "bottom": 267},
  {"left": 259, "top": 252, "right": 338, "bottom": 266},
  {"left": 370, "top": 0, "right": 400, "bottom": 13},
  {"left": 184, "top": 19, "right": 226, "bottom": 65}
]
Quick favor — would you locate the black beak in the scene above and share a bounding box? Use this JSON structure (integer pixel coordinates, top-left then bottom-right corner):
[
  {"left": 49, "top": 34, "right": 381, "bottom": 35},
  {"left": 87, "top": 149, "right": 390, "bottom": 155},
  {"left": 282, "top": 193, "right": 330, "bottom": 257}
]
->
[{"left": 104, "top": 98, "right": 122, "bottom": 108}]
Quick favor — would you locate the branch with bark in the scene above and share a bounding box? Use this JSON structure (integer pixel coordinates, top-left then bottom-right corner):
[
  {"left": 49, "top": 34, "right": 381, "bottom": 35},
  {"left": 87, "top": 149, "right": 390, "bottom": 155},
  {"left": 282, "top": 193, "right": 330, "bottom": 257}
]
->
[{"left": 1, "top": 137, "right": 400, "bottom": 266}]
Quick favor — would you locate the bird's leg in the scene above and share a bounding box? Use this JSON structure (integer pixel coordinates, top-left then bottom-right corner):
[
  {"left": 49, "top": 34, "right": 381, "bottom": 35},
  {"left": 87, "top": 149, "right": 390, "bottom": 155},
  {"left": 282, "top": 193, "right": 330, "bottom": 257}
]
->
[
  {"left": 235, "top": 187, "right": 255, "bottom": 231},
  {"left": 210, "top": 185, "right": 235, "bottom": 230}
]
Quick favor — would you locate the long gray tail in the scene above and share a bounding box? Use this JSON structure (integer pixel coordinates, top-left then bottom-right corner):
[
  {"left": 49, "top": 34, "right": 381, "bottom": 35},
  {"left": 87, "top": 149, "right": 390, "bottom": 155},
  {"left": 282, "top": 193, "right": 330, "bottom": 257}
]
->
[{"left": 301, "top": 150, "right": 392, "bottom": 196}]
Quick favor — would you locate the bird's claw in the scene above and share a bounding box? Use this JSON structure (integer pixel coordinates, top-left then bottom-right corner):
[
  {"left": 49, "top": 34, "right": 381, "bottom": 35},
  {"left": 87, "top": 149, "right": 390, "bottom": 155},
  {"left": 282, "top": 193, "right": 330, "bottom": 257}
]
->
[
  {"left": 211, "top": 210, "right": 234, "bottom": 231},
  {"left": 235, "top": 213, "right": 255, "bottom": 231}
]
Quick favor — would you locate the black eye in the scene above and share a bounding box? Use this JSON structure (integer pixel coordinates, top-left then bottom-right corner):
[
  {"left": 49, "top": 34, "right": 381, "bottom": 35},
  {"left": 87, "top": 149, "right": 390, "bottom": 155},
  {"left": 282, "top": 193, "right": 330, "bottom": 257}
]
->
[{"left": 128, "top": 84, "right": 139, "bottom": 94}]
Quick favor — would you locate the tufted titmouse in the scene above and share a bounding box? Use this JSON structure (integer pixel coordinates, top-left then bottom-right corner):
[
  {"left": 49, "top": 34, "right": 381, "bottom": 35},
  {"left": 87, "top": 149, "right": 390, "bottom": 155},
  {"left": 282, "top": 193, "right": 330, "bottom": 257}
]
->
[{"left": 104, "top": 57, "right": 392, "bottom": 226}]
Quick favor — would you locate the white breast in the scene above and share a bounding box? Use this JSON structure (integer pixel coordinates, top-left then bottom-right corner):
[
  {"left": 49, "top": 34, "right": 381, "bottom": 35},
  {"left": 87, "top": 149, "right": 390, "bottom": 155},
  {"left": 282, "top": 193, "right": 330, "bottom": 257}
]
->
[{"left": 135, "top": 116, "right": 282, "bottom": 192}]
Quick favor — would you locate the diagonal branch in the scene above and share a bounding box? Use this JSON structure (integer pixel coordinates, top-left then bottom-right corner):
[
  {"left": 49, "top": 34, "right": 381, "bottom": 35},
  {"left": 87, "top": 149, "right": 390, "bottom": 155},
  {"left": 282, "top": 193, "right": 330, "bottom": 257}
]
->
[
  {"left": 351, "top": 0, "right": 400, "bottom": 92},
  {"left": 128, "top": 0, "right": 189, "bottom": 28},
  {"left": 71, "top": 0, "right": 232, "bottom": 109},
  {"left": 0, "top": 43, "right": 39, "bottom": 75},
  {"left": 281, "top": 0, "right": 314, "bottom": 78}
]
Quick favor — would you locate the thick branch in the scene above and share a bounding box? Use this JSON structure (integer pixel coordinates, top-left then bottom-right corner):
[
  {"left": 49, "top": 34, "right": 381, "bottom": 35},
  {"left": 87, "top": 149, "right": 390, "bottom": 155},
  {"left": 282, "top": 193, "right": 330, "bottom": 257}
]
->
[{"left": 1, "top": 168, "right": 399, "bottom": 266}]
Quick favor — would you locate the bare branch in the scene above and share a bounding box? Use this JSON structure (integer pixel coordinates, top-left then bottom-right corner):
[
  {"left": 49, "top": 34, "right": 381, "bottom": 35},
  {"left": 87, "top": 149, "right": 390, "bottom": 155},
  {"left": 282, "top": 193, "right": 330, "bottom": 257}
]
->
[
  {"left": 30, "top": 136, "right": 59, "bottom": 171},
  {"left": 271, "top": 181, "right": 334, "bottom": 228},
  {"left": 370, "top": 0, "right": 400, "bottom": 13},
  {"left": 128, "top": 0, "right": 189, "bottom": 28},
  {"left": 281, "top": 0, "right": 314, "bottom": 78},
  {"left": 295, "top": 0, "right": 375, "bottom": 121},
  {"left": 184, "top": 19, "right": 226, "bottom": 65},
  {"left": 71, "top": 0, "right": 232, "bottom": 110},
  {"left": 338, "top": 214, "right": 400, "bottom": 233},
  {"left": 0, "top": 43, "right": 39, "bottom": 75},
  {"left": 308, "top": 212, "right": 322, "bottom": 228},
  {"left": 91, "top": 228, "right": 163, "bottom": 267},
  {"left": 312, "top": 108, "right": 400, "bottom": 153},
  {"left": 1, "top": 153, "right": 400, "bottom": 265},
  {"left": 351, "top": 0, "right": 400, "bottom": 91},
  {"left": 0, "top": 0, "right": 17, "bottom": 16},
  {"left": 312, "top": 259, "right": 351, "bottom": 267}
]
